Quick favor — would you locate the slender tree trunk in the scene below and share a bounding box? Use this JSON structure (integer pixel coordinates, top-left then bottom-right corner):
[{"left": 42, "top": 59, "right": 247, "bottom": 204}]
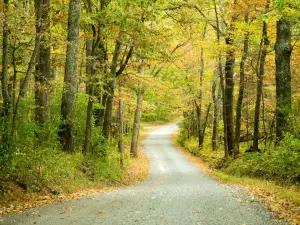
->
[
  {"left": 275, "top": 19, "right": 292, "bottom": 141},
  {"left": 199, "top": 103, "right": 212, "bottom": 146},
  {"left": 213, "top": 0, "right": 228, "bottom": 157},
  {"left": 130, "top": 88, "right": 145, "bottom": 157},
  {"left": 118, "top": 82, "right": 124, "bottom": 168},
  {"left": 102, "top": 33, "right": 122, "bottom": 139},
  {"left": 84, "top": 95, "right": 93, "bottom": 154},
  {"left": 12, "top": 48, "right": 18, "bottom": 114},
  {"left": 24, "top": 0, "right": 30, "bottom": 11},
  {"left": 83, "top": 43, "right": 94, "bottom": 154},
  {"left": 34, "top": 0, "right": 52, "bottom": 125},
  {"left": 234, "top": 15, "right": 249, "bottom": 156},
  {"left": 196, "top": 46, "right": 204, "bottom": 149},
  {"left": 59, "top": 0, "right": 81, "bottom": 152},
  {"left": 1, "top": 0, "right": 11, "bottom": 154},
  {"left": 212, "top": 68, "right": 219, "bottom": 151},
  {"left": 2, "top": 0, "right": 10, "bottom": 119},
  {"left": 253, "top": 3, "right": 269, "bottom": 151},
  {"left": 83, "top": 0, "right": 94, "bottom": 155},
  {"left": 98, "top": 92, "right": 107, "bottom": 127},
  {"left": 196, "top": 25, "right": 207, "bottom": 149},
  {"left": 102, "top": 80, "right": 115, "bottom": 139},
  {"left": 12, "top": 38, "right": 41, "bottom": 135}
]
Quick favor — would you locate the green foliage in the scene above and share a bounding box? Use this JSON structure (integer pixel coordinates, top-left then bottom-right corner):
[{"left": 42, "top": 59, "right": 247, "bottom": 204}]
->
[
  {"left": 183, "top": 136, "right": 199, "bottom": 155},
  {"left": 176, "top": 120, "right": 225, "bottom": 168},
  {"left": 0, "top": 88, "right": 122, "bottom": 193},
  {"left": 225, "top": 135, "right": 300, "bottom": 184}
]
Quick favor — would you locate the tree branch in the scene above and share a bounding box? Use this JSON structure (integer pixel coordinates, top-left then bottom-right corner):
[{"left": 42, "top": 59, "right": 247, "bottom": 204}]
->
[{"left": 116, "top": 46, "right": 134, "bottom": 77}]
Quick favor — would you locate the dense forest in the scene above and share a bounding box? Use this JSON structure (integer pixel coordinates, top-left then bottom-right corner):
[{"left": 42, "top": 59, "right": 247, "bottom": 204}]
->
[
  {"left": 0, "top": 0, "right": 182, "bottom": 194},
  {"left": 0, "top": 0, "right": 300, "bottom": 220}
]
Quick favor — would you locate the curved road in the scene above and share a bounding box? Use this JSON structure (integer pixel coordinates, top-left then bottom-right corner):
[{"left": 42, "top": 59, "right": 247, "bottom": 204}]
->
[{"left": 2, "top": 123, "right": 287, "bottom": 225}]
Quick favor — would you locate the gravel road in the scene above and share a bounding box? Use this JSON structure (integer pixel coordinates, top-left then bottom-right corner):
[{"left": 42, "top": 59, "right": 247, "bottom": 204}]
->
[{"left": 2, "top": 123, "right": 288, "bottom": 225}]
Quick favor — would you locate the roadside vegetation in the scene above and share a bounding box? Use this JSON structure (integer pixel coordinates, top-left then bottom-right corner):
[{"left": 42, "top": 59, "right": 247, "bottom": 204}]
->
[
  {"left": 0, "top": 0, "right": 182, "bottom": 215},
  {"left": 1, "top": 0, "right": 300, "bottom": 222}
]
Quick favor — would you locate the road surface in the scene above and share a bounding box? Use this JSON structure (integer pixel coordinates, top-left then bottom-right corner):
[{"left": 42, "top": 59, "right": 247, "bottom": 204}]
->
[{"left": 2, "top": 123, "right": 287, "bottom": 225}]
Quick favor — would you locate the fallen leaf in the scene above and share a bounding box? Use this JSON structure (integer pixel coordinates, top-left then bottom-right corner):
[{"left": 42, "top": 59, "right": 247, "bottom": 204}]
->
[
  {"left": 64, "top": 206, "right": 74, "bottom": 210},
  {"left": 97, "top": 211, "right": 105, "bottom": 215},
  {"left": 192, "top": 210, "right": 201, "bottom": 214}
]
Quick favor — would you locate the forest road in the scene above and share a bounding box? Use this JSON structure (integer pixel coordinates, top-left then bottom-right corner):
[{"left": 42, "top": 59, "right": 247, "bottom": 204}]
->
[{"left": 2, "top": 123, "right": 288, "bottom": 225}]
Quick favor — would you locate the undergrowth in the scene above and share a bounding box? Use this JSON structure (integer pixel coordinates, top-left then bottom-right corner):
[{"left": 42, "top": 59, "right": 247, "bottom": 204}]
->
[{"left": 176, "top": 122, "right": 300, "bottom": 186}]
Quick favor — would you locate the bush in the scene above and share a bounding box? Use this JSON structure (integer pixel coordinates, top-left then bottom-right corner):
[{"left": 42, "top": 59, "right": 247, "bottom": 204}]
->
[
  {"left": 225, "top": 135, "right": 300, "bottom": 184},
  {"left": 183, "top": 137, "right": 199, "bottom": 155},
  {"left": 0, "top": 90, "right": 124, "bottom": 194}
]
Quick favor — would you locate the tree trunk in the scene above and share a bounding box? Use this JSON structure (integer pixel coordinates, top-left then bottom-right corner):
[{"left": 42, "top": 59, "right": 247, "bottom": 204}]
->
[
  {"left": 118, "top": 83, "right": 124, "bottom": 169},
  {"left": 84, "top": 95, "right": 93, "bottom": 154},
  {"left": 59, "top": 0, "right": 81, "bottom": 153},
  {"left": 83, "top": 0, "right": 94, "bottom": 155},
  {"left": 102, "top": 33, "right": 122, "bottom": 139},
  {"left": 212, "top": 68, "right": 219, "bottom": 151},
  {"left": 224, "top": 0, "right": 238, "bottom": 156},
  {"left": 24, "top": 0, "right": 30, "bottom": 11},
  {"left": 98, "top": 92, "right": 107, "bottom": 127},
  {"left": 253, "top": 3, "right": 269, "bottom": 151},
  {"left": 275, "top": 19, "right": 292, "bottom": 141},
  {"left": 213, "top": 0, "right": 228, "bottom": 157},
  {"left": 12, "top": 38, "right": 41, "bottom": 135},
  {"left": 102, "top": 80, "right": 115, "bottom": 139},
  {"left": 224, "top": 36, "right": 235, "bottom": 156},
  {"left": 1, "top": 0, "right": 11, "bottom": 154},
  {"left": 83, "top": 44, "right": 94, "bottom": 154},
  {"left": 130, "top": 88, "right": 145, "bottom": 157},
  {"left": 1, "top": 0, "right": 10, "bottom": 119},
  {"left": 234, "top": 15, "right": 249, "bottom": 156},
  {"left": 199, "top": 103, "right": 212, "bottom": 146},
  {"left": 34, "top": 0, "right": 52, "bottom": 125},
  {"left": 196, "top": 25, "right": 207, "bottom": 149},
  {"left": 196, "top": 46, "right": 204, "bottom": 149}
]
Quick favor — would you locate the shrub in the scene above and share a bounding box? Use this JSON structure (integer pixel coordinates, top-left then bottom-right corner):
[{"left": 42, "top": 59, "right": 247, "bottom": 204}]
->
[{"left": 225, "top": 135, "right": 300, "bottom": 184}]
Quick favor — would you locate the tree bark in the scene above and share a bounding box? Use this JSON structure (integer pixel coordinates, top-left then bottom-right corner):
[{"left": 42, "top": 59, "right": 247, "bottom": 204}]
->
[
  {"left": 224, "top": 37, "right": 235, "bottom": 156},
  {"left": 196, "top": 46, "right": 204, "bottom": 149},
  {"left": 102, "top": 33, "right": 123, "bottom": 139},
  {"left": 59, "top": 0, "right": 81, "bottom": 152},
  {"left": 275, "top": 19, "right": 292, "bottom": 141},
  {"left": 34, "top": 0, "right": 52, "bottom": 125},
  {"left": 1, "top": 0, "right": 11, "bottom": 153},
  {"left": 1, "top": 0, "right": 10, "bottom": 119},
  {"left": 199, "top": 103, "right": 212, "bottom": 146},
  {"left": 118, "top": 83, "right": 124, "bottom": 168},
  {"left": 98, "top": 92, "right": 107, "bottom": 127},
  {"left": 224, "top": 1, "right": 238, "bottom": 157},
  {"left": 253, "top": 2, "right": 270, "bottom": 151},
  {"left": 83, "top": 0, "right": 94, "bottom": 155},
  {"left": 12, "top": 38, "right": 41, "bottom": 135},
  {"left": 83, "top": 42, "right": 94, "bottom": 154},
  {"left": 130, "top": 88, "right": 145, "bottom": 157},
  {"left": 234, "top": 15, "right": 249, "bottom": 156},
  {"left": 213, "top": 0, "right": 228, "bottom": 157},
  {"left": 24, "top": 0, "right": 30, "bottom": 11},
  {"left": 212, "top": 68, "right": 219, "bottom": 151}
]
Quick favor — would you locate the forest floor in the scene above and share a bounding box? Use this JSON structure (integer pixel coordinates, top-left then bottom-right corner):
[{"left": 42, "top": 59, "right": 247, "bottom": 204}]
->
[
  {"left": 2, "top": 123, "right": 288, "bottom": 225},
  {"left": 170, "top": 131, "right": 300, "bottom": 225},
  {"left": 0, "top": 123, "right": 161, "bottom": 217}
]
